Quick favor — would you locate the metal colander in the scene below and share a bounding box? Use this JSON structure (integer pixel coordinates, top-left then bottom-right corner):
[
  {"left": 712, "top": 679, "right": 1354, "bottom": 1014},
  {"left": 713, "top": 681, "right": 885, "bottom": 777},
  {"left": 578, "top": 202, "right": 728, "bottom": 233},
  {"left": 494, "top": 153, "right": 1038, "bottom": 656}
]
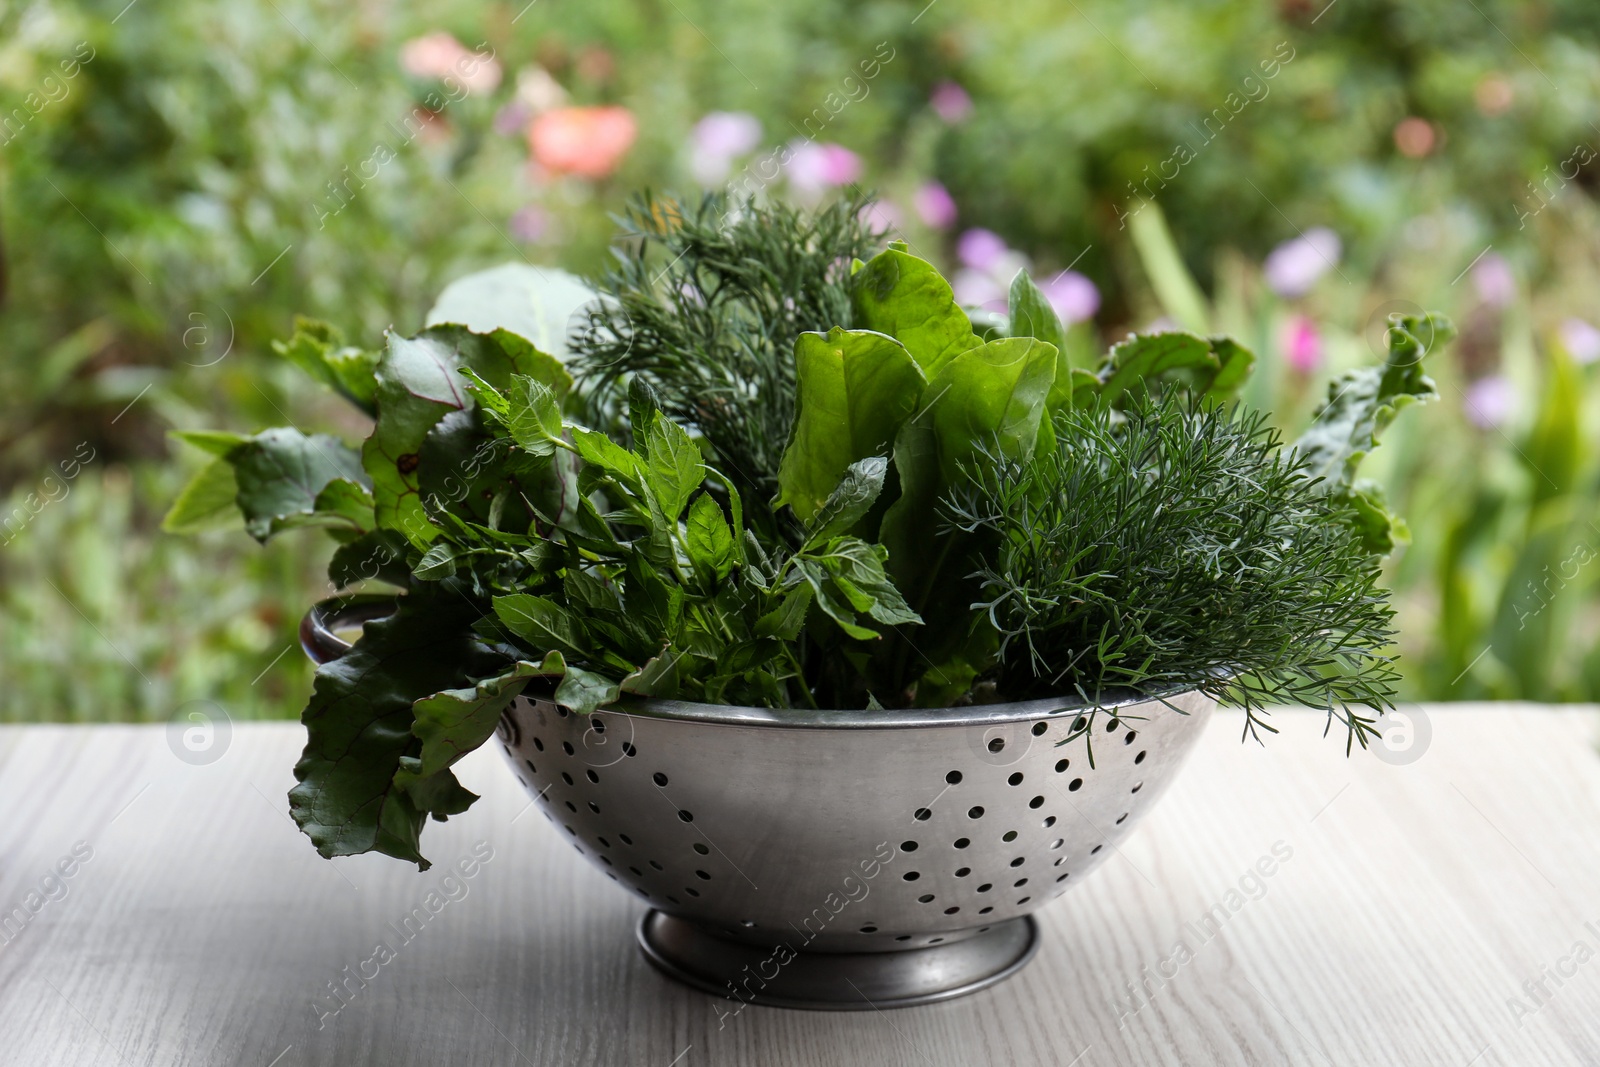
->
[
  {"left": 495, "top": 687, "right": 1215, "bottom": 1007},
  {"left": 302, "top": 598, "right": 1215, "bottom": 1009}
]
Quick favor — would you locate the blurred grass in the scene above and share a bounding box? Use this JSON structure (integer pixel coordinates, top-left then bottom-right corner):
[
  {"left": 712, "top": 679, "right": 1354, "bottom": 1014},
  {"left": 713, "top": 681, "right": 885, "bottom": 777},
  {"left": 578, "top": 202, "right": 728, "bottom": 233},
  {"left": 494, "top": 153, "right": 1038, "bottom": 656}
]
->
[
  {"left": 0, "top": 460, "right": 324, "bottom": 721},
  {"left": 4, "top": 0, "right": 1600, "bottom": 719}
]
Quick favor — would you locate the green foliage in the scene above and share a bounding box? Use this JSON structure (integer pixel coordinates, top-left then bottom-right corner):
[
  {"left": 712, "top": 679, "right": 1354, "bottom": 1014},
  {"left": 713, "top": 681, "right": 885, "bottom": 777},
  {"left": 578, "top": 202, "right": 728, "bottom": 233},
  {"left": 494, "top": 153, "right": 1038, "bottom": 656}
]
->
[
  {"left": 775, "top": 327, "right": 926, "bottom": 523},
  {"left": 570, "top": 194, "right": 881, "bottom": 533},
  {"left": 163, "top": 204, "right": 1446, "bottom": 867},
  {"left": 946, "top": 395, "right": 1400, "bottom": 748},
  {"left": 1096, "top": 333, "right": 1255, "bottom": 406},
  {"left": 1290, "top": 312, "right": 1456, "bottom": 555},
  {"left": 851, "top": 245, "right": 982, "bottom": 375},
  {"left": 289, "top": 580, "right": 507, "bottom": 869},
  {"left": 273, "top": 320, "right": 381, "bottom": 417}
]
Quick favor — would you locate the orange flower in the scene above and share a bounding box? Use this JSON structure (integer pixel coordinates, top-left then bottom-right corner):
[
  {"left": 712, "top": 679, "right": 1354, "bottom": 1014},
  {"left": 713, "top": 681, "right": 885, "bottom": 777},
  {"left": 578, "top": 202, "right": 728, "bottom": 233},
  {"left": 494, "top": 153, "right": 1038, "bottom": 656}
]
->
[{"left": 528, "top": 106, "right": 637, "bottom": 179}]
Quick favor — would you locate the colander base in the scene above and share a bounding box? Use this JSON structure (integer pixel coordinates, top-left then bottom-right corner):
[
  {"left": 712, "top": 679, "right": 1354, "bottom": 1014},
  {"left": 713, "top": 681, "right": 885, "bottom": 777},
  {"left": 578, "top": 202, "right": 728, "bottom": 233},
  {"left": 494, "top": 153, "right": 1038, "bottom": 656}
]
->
[{"left": 637, "top": 910, "right": 1039, "bottom": 1011}]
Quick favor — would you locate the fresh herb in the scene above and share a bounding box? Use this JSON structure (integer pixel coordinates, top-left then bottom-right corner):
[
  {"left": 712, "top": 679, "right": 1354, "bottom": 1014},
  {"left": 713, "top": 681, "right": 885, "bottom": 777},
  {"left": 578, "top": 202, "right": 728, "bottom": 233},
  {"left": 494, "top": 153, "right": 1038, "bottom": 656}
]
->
[
  {"left": 944, "top": 393, "right": 1399, "bottom": 749},
  {"left": 166, "top": 195, "right": 1452, "bottom": 867},
  {"left": 571, "top": 192, "right": 880, "bottom": 538}
]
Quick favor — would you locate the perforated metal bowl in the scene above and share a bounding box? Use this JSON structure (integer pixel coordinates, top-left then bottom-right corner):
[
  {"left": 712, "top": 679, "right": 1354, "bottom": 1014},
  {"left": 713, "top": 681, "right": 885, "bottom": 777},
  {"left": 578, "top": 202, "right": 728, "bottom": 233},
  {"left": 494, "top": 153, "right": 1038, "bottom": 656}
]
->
[{"left": 304, "top": 598, "right": 1215, "bottom": 1010}]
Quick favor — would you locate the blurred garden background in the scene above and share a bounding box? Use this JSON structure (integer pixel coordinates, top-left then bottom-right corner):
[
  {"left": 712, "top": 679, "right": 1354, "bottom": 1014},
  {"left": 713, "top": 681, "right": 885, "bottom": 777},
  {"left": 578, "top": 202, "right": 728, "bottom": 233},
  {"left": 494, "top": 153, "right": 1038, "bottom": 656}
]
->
[{"left": 4, "top": 0, "right": 1600, "bottom": 721}]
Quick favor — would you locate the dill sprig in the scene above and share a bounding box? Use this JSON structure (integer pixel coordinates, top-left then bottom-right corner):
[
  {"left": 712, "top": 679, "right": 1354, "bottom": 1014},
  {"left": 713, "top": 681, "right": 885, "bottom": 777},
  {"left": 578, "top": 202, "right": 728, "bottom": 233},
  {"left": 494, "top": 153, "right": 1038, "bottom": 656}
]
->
[
  {"left": 944, "top": 394, "right": 1400, "bottom": 749},
  {"left": 571, "top": 192, "right": 880, "bottom": 537}
]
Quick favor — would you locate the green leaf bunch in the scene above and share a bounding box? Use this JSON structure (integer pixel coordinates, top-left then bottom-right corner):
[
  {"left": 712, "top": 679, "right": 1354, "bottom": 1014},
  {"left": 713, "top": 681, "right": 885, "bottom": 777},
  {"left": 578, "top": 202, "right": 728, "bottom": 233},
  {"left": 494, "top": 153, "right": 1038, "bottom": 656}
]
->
[
  {"left": 569, "top": 192, "right": 882, "bottom": 539},
  {"left": 163, "top": 194, "right": 1452, "bottom": 868},
  {"left": 944, "top": 393, "right": 1401, "bottom": 749}
]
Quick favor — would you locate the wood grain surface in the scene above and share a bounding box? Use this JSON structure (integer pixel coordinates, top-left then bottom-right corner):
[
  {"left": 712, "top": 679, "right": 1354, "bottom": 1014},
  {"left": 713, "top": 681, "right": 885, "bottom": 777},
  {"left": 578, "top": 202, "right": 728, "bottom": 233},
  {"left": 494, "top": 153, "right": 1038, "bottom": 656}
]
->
[{"left": 0, "top": 704, "right": 1597, "bottom": 1066}]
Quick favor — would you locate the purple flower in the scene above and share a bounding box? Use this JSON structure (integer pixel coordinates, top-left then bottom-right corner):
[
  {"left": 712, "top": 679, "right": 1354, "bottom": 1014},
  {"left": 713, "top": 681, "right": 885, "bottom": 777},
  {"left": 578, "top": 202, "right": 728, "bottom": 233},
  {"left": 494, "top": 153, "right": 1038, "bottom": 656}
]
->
[
  {"left": 494, "top": 99, "right": 533, "bottom": 137},
  {"left": 787, "top": 141, "right": 863, "bottom": 195},
  {"left": 694, "top": 111, "right": 762, "bottom": 157},
  {"left": 912, "top": 181, "right": 958, "bottom": 229},
  {"left": 1282, "top": 315, "right": 1323, "bottom": 374},
  {"left": 1560, "top": 317, "right": 1600, "bottom": 364},
  {"left": 509, "top": 205, "right": 550, "bottom": 243},
  {"left": 956, "top": 227, "right": 1009, "bottom": 272},
  {"left": 1040, "top": 271, "right": 1100, "bottom": 324},
  {"left": 1463, "top": 374, "right": 1515, "bottom": 429},
  {"left": 952, "top": 268, "right": 1006, "bottom": 311},
  {"left": 930, "top": 80, "right": 973, "bottom": 124},
  {"left": 859, "top": 200, "right": 905, "bottom": 236},
  {"left": 1472, "top": 253, "right": 1515, "bottom": 309},
  {"left": 1263, "top": 227, "right": 1341, "bottom": 298},
  {"left": 689, "top": 111, "right": 762, "bottom": 185}
]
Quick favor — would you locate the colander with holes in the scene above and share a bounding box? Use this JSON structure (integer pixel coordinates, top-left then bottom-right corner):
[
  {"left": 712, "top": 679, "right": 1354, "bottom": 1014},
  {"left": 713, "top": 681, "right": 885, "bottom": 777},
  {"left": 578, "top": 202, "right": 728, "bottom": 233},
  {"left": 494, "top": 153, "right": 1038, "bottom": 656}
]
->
[{"left": 303, "top": 597, "right": 1215, "bottom": 1011}]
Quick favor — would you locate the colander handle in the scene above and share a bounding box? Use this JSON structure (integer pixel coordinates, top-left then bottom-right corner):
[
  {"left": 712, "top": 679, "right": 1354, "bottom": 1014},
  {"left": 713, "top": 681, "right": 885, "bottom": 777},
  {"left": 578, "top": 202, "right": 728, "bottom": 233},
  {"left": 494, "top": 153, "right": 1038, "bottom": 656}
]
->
[{"left": 298, "top": 594, "right": 400, "bottom": 666}]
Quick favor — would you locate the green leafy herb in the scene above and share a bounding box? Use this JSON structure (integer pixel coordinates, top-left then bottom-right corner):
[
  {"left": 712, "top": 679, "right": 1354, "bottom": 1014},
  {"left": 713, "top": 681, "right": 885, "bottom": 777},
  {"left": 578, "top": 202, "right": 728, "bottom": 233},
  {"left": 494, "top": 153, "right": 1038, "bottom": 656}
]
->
[
  {"left": 166, "top": 197, "right": 1452, "bottom": 868},
  {"left": 945, "top": 393, "right": 1400, "bottom": 748},
  {"left": 272, "top": 317, "right": 382, "bottom": 416},
  {"left": 571, "top": 193, "right": 881, "bottom": 536},
  {"left": 1291, "top": 312, "right": 1455, "bottom": 553}
]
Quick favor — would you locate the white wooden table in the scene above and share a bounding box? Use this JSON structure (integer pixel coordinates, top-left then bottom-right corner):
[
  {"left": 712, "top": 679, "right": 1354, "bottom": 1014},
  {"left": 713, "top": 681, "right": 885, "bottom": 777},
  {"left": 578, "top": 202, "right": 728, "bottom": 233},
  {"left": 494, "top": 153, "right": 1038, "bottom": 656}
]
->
[{"left": 2, "top": 705, "right": 1598, "bottom": 1066}]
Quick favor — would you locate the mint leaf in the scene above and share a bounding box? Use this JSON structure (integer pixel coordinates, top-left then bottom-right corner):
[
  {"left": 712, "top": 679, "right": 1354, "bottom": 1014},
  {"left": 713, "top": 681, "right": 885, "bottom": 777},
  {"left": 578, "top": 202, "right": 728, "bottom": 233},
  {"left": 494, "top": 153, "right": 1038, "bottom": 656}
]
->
[
  {"left": 685, "top": 493, "right": 736, "bottom": 580},
  {"left": 412, "top": 542, "right": 459, "bottom": 581},
  {"left": 803, "top": 456, "right": 888, "bottom": 549},
  {"left": 755, "top": 586, "right": 814, "bottom": 640},
  {"left": 814, "top": 537, "right": 921, "bottom": 627},
  {"left": 493, "top": 593, "right": 585, "bottom": 657},
  {"left": 641, "top": 413, "right": 703, "bottom": 520},
  {"left": 504, "top": 375, "right": 566, "bottom": 457},
  {"left": 775, "top": 327, "right": 925, "bottom": 523}
]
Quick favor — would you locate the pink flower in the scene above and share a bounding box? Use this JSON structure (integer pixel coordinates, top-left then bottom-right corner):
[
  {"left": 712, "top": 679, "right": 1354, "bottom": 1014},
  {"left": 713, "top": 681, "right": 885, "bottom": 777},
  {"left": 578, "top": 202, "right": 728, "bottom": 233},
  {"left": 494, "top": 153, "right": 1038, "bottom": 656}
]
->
[
  {"left": 1393, "top": 117, "right": 1436, "bottom": 158},
  {"left": 1463, "top": 375, "right": 1515, "bottom": 429},
  {"left": 956, "top": 228, "right": 1009, "bottom": 272},
  {"left": 689, "top": 111, "right": 762, "bottom": 185},
  {"left": 1263, "top": 227, "right": 1341, "bottom": 298},
  {"left": 1472, "top": 253, "right": 1515, "bottom": 308},
  {"left": 399, "top": 32, "right": 501, "bottom": 95},
  {"left": 529, "top": 106, "right": 637, "bottom": 179},
  {"left": 912, "top": 181, "right": 958, "bottom": 229},
  {"left": 1040, "top": 271, "right": 1100, "bottom": 325},
  {"left": 1560, "top": 318, "right": 1600, "bottom": 364},
  {"left": 952, "top": 268, "right": 1006, "bottom": 311},
  {"left": 859, "top": 200, "right": 905, "bottom": 236},
  {"left": 1282, "top": 315, "right": 1323, "bottom": 374},
  {"left": 509, "top": 205, "right": 550, "bottom": 243},
  {"left": 787, "top": 141, "right": 863, "bottom": 194},
  {"left": 930, "top": 81, "right": 973, "bottom": 124}
]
